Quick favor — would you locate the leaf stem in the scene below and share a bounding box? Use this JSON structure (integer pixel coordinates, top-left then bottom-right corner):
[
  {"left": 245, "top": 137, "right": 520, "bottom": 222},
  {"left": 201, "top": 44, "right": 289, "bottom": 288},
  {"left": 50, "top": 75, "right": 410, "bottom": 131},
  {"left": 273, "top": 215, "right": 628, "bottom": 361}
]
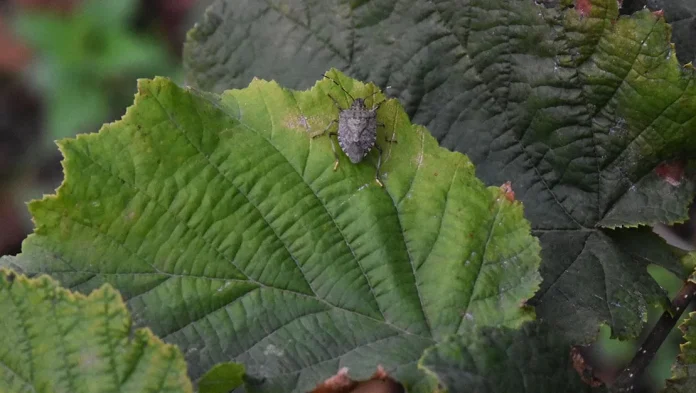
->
[{"left": 612, "top": 280, "right": 696, "bottom": 391}]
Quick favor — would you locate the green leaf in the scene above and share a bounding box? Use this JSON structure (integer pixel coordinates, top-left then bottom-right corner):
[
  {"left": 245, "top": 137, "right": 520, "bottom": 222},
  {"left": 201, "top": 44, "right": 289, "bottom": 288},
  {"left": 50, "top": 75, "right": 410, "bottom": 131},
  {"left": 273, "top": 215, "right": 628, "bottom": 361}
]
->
[
  {"left": 11, "top": 71, "right": 541, "bottom": 392},
  {"left": 621, "top": 0, "right": 696, "bottom": 64},
  {"left": 184, "top": 0, "right": 696, "bottom": 342},
  {"left": 199, "top": 362, "right": 245, "bottom": 393},
  {"left": 419, "top": 322, "right": 598, "bottom": 393},
  {"left": 664, "top": 310, "right": 696, "bottom": 392},
  {"left": 0, "top": 269, "right": 193, "bottom": 393}
]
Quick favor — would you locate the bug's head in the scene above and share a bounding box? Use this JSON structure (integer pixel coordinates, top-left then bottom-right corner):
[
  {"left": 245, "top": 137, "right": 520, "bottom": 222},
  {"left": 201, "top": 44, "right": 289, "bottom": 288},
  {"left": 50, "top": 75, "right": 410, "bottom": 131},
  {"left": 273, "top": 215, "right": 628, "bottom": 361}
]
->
[{"left": 351, "top": 98, "right": 367, "bottom": 110}]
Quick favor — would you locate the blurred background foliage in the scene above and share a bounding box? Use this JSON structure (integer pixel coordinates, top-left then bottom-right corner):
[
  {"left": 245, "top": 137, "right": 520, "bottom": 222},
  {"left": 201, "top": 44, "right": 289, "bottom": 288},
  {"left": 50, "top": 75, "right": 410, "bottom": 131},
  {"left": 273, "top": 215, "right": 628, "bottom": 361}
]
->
[
  {"left": 0, "top": 0, "right": 693, "bottom": 392},
  {"left": 0, "top": 0, "right": 213, "bottom": 256}
]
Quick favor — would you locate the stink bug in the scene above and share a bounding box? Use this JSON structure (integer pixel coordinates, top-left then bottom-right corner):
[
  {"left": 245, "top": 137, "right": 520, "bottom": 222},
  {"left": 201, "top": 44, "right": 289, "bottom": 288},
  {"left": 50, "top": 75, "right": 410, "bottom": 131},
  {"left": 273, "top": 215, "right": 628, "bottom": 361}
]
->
[{"left": 312, "top": 73, "right": 396, "bottom": 187}]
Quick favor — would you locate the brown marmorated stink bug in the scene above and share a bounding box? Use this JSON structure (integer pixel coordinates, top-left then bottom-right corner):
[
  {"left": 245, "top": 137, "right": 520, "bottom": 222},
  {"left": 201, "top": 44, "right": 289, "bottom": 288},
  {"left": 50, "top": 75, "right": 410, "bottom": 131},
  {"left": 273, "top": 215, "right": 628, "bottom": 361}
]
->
[{"left": 312, "top": 73, "right": 396, "bottom": 187}]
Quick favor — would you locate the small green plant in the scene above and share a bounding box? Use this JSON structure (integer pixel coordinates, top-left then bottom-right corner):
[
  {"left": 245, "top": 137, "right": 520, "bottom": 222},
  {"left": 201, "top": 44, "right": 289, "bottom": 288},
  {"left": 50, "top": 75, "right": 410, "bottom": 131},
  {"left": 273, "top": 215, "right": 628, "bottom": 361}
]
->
[{"left": 14, "top": 0, "right": 178, "bottom": 145}]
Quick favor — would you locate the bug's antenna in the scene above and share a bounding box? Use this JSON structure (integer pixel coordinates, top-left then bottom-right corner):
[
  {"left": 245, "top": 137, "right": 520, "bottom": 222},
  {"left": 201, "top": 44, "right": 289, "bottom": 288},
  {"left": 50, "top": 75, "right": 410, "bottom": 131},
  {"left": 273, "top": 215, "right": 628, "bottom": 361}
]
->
[
  {"left": 322, "top": 73, "right": 355, "bottom": 101},
  {"left": 365, "top": 90, "right": 382, "bottom": 108}
]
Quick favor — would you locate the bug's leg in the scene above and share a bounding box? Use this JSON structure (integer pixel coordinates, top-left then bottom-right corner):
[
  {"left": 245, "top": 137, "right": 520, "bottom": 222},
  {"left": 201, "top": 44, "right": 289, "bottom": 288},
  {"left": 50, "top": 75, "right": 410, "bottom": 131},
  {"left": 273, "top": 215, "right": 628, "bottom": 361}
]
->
[
  {"left": 374, "top": 144, "right": 384, "bottom": 187},
  {"left": 311, "top": 119, "right": 337, "bottom": 139},
  {"left": 376, "top": 123, "right": 397, "bottom": 144},
  {"left": 372, "top": 98, "right": 386, "bottom": 111},
  {"left": 312, "top": 121, "right": 341, "bottom": 171},
  {"left": 323, "top": 74, "right": 355, "bottom": 101},
  {"left": 328, "top": 132, "right": 340, "bottom": 171}
]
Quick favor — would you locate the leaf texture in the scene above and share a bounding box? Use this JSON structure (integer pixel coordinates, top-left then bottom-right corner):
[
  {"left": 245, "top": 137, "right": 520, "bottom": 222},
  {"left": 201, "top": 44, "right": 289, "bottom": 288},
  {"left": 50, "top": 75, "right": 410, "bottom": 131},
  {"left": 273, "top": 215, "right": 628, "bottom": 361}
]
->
[
  {"left": 10, "top": 72, "right": 541, "bottom": 392},
  {"left": 184, "top": 0, "right": 696, "bottom": 342},
  {"left": 0, "top": 269, "right": 192, "bottom": 393}
]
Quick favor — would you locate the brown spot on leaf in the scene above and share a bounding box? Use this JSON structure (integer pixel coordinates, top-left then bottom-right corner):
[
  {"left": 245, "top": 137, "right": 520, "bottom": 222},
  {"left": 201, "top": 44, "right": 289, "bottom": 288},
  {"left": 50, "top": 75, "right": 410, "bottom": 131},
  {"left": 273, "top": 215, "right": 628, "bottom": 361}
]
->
[
  {"left": 571, "top": 346, "right": 604, "bottom": 387},
  {"left": 311, "top": 366, "right": 404, "bottom": 393},
  {"left": 575, "top": 0, "right": 591, "bottom": 17},
  {"left": 6, "top": 272, "right": 16, "bottom": 283},
  {"left": 500, "top": 181, "right": 515, "bottom": 202},
  {"left": 655, "top": 160, "right": 686, "bottom": 187},
  {"left": 284, "top": 113, "right": 311, "bottom": 132}
]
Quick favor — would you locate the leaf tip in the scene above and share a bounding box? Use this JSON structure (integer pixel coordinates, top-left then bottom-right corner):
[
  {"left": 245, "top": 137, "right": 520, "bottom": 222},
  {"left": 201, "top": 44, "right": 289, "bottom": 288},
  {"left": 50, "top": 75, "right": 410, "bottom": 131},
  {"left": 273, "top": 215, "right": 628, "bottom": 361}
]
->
[
  {"left": 500, "top": 181, "right": 516, "bottom": 202},
  {"left": 136, "top": 77, "right": 174, "bottom": 98}
]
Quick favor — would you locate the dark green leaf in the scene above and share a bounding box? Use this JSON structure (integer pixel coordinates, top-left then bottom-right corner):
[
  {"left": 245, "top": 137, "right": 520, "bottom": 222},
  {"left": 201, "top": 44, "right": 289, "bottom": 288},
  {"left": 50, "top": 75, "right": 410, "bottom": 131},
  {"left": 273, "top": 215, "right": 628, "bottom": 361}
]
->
[
  {"left": 419, "top": 322, "right": 600, "bottom": 393},
  {"left": 184, "top": 0, "right": 696, "bottom": 342}
]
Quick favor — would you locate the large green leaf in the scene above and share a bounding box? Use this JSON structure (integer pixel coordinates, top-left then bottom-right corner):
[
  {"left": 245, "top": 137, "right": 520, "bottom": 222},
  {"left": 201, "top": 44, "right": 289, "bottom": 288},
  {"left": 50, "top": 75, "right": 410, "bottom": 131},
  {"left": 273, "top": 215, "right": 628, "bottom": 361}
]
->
[
  {"left": 664, "top": 308, "right": 696, "bottom": 393},
  {"left": 419, "top": 322, "right": 598, "bottom": 393},
  {"left": 0, "top": 269, "right": 192, "bottom": 393},
  {"left": 184, "top": 0, "right": 696, "bottom": 342},
  {"left": 8, "top": 72, "right": 541, "bottom": 392}
]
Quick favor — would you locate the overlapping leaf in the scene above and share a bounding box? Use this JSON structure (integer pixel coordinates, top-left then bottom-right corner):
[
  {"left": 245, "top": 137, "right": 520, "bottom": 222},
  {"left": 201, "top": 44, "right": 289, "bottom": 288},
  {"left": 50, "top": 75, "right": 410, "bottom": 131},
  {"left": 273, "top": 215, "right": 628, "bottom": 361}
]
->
[
  {"left": 184, "top": 0, "right": 696, "bottom": 342},
  {"left": 7, "top": 71, "right": 541, "bottom": 392},
  {"left": 621, "top": 0, "right": 696, "bottom": 64},
  {"left": 0, "top": 269, "right": 192, "bottom": 393}
]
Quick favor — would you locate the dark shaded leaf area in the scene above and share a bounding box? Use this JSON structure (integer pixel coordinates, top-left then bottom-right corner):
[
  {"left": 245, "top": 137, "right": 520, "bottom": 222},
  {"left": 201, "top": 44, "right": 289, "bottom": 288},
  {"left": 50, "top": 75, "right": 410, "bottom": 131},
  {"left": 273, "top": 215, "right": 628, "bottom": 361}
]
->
[
  {"left": 185, "top": 0, "right": 696, "bottom": 343},
  {"left": 420, "top": 322, "right": 599, "bottom": 393}
]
